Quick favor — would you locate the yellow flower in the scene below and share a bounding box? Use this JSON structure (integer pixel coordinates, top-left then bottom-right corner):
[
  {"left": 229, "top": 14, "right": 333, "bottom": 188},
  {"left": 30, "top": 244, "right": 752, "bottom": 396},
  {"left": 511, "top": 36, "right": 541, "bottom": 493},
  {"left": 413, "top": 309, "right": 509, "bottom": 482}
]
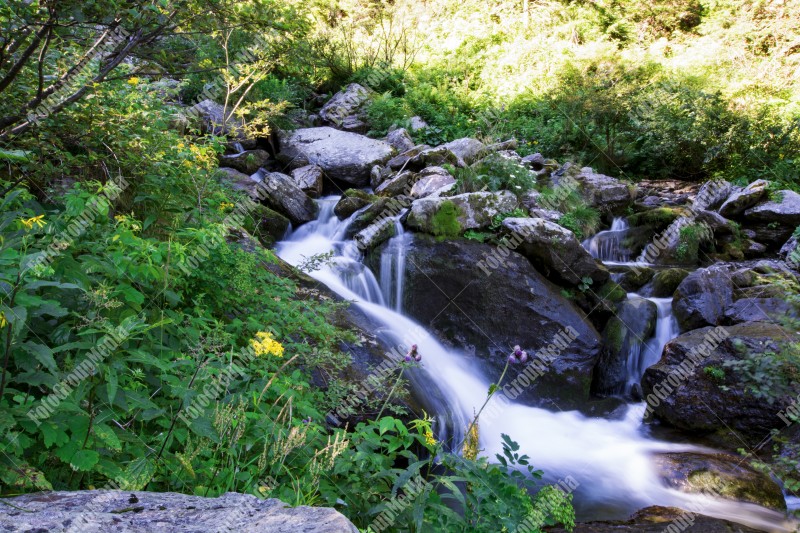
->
[
  {"left": 114, "top": 214, "right": 127, "bottom": 222},
  {"left": 19, "top": 215, "right": 46, "bottom": 230},
  {"left": 128, "top": 77, "right": 140, "bottom": 85},
  {"left": 251, "top": 331, "right": 284, "bottom": 357},
  {"left": 0, "top": 312, "right": 6, "bottom": 328},
  {"left": 423, "top": 426, "right": 436, "bottom": 447},
  {"left": 218, "top": 202, "right": 235, "bottom": 212}
]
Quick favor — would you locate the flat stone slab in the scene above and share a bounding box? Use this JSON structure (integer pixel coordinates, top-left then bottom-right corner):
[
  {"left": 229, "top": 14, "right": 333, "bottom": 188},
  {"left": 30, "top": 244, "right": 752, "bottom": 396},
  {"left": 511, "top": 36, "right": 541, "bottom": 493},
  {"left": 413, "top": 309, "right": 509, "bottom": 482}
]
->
[{"left": 0, "top": 490, "right": 358, "bottom": 533}]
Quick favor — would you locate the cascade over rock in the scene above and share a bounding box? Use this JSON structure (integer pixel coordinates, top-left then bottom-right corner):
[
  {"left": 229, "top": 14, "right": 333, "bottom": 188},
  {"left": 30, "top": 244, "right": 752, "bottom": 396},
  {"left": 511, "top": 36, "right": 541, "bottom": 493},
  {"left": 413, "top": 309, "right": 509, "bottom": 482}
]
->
[
  {"left": 395, "top": 236, "right": 602, "bottom": 409},
  {"left": 592, "top": 297, "right": 658, "bottom": 395}
]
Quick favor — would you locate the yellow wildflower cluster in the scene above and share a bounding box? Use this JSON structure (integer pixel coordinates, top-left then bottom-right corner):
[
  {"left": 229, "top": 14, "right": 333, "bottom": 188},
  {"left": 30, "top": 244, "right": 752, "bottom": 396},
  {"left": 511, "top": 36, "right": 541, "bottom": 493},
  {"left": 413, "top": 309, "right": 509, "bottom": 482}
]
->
[
  {"left": 128, "top": 77, "right": 140, "bottom": 85},
  {"left": 19, "top": 215, "right": 46, "bottom": 230},
  {"left": 218, "top": 202, "right": 235, "bottom": 212},
  {"left": 251, "top": 331, "right": 284, "bottom": 357},
  {"left": 462, "top": 421, "right": 480, "bottom": 461},
  {"left": 423, "top": 425, "right": 436, "bottom": 447}
]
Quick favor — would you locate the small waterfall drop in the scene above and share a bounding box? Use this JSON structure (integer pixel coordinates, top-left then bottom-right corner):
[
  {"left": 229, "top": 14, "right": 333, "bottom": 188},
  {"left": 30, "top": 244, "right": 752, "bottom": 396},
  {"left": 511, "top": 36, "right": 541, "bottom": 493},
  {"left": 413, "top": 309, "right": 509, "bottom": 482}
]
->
[
  {"left": 622, "top": 294, "right": 681, "bottom": 396},
  {"left": 276, "top": 198, "right": 796, "bottom": 531},
  {"left": 582, "top": 217, "right": 633, "bottom": 263},
  {"left": 379, "top": 213, "right": 410, "bottom": 313}
]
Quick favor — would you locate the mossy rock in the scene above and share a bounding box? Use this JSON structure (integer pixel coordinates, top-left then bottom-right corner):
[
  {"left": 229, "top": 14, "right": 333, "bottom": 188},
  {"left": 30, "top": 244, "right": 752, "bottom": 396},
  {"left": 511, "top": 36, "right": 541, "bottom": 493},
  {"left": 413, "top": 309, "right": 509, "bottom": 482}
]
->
[
  {"left": 597, "top": 280, "right": 627, "bottom": 303},
  {"left": 334, "top": 189, "right": 378, "bottom": 219},
  {"left": 645, "top": 268, "right": 690, "bottom": 297},
  {"left": 655, "top": 452, "right": 786, "bottom": 511},
  {"left": 345, "top": 197, "right": 407, "bottom": 238},
  {"left": 618, "top": 266, "right": 655, "bottom": 291},
  {"left": 242, "top": 204, "right": 290, "bottom": 247},
  {"left": 628, "top": 207, "right": 685, "bottom": 229}
]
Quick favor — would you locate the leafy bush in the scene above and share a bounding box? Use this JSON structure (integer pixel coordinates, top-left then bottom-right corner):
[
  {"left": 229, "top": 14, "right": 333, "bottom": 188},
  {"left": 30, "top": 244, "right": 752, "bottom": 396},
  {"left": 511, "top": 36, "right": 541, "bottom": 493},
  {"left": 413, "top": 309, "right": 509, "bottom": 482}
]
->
[{"left": 453, "top": 154, "right": 537, "bottom": 194}]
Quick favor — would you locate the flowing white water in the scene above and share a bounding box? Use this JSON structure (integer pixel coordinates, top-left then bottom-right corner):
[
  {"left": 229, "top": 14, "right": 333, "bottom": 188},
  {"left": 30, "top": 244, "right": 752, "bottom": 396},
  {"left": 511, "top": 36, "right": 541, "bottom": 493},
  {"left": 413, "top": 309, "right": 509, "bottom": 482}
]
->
[
  {"left": 582, "top": 217, "right": 634, "bottom": 264},
  {"left": 379, "top": 213, "right": 410, "bottom": 313},
  {"left": 276, "top": 197, "right": 795, "bottom": 531},
  {"left": 622, "top": 295, "right": 682, "bottom": 396}
]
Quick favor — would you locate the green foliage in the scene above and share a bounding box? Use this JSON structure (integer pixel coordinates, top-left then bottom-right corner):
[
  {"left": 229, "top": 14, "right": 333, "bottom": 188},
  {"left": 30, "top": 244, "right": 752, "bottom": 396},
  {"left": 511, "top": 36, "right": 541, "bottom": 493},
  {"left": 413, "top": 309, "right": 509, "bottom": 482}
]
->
[
  {"left": 366, "top": 93, "right": 412, "bottom": 136},
  {"left": 557, "top": 206, "right": 601, "bottom": 241},
  {"left": 675, "top": 223, "right": 711, "bottom": 262},
  {"left": 490, "top": 208, "right": 528, "bottom": 231},
  {"left": 454, "top": 154, "right": 537, "bottom": 195},
  {"left": 463, "top": 230, "right": 492, "bottom": 243},
  {"left": 430, "top": 201, "right": 462, "bottom": 240},
  {"left": 703, "top": 365, "right": 726, "bottom": 383},
  {"left": 327, "top": 422, "right": 575, "bottom": 532},
  {"left": 578, "top": 277, "right": 594, "bottom": 293},
  {"left": 721, "top": 341, "right": 800, "bottom": 404}
]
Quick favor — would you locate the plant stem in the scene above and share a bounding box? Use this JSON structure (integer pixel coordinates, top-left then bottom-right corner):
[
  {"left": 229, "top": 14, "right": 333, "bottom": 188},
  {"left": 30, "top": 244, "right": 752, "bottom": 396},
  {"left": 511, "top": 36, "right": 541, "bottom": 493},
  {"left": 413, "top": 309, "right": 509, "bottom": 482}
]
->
[
  {"left": 462, "top": 360, "right": 510, "bottom": 452},
  {"left": 0, "top": 272, "right": 22, "bottom": 401},
  {"left": 376, "top": 366, "right": 405, "bottom": 419}
]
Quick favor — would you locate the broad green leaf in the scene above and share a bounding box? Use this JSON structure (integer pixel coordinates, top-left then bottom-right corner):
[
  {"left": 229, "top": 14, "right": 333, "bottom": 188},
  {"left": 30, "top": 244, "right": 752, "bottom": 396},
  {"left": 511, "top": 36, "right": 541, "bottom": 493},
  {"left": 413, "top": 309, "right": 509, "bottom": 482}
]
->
[{"left": 69, "top": 449, "right": 99, "bottom": 471}]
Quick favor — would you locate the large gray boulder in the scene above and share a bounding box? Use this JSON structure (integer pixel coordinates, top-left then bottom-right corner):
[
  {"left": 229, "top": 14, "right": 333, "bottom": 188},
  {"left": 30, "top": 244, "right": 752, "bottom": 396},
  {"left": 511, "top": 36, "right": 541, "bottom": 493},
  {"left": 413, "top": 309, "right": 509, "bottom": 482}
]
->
[
  {"left": 573, "top": 167, "right": 634, "bottom": 212},
  {"left": 501, "top": 217, "right": 610, "bottom": 286},
  {"left": 394, "top": 236, "right": 602, "bottom": 409},
  {"left": 592, "top": 298, "right": 658, "bottom": 395},
  {"left": 673, "top": 261, "right": 797, "bottom": 331},
  {"left": 259, "top": 171, "right": 318, "bottom": 225},
  {"left": 693, "top": 179, "right": 733, "bottom": 211},
  {"left": 744, "top": 189, "right": 800, "bottom": 226},
  {"left": 318, "top": 83, "right": 370, "bottom": 131},
  {"left": 440, "top": 137, "right": 486, "bottom": 165},
  {"left": 0, "top": 491, "right": 358, "bottom": 533},
  {"left": 406, "top": 191, "right": 518, "bottom": 234},
  {"left": 278, "top": 127, "right": 394, "bottom": 185},
  {"left": 409, "top": 167, "right": 455, "bottom": 199},
  {"left": 642, "top": 322, "right": 798, "bottom": 450},
  {"left": 673, "top": 264, "right": 736, "bottom": 331},
  {"left": 718, "top": 179, "right": 768, "bottom": 217}
]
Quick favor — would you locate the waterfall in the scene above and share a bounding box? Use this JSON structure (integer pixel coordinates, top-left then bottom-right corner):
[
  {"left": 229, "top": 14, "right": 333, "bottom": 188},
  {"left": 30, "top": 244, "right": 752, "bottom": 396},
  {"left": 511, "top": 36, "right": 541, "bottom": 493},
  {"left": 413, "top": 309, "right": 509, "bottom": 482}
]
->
[
  {"left": 379, "top": 213, "right": 410, "bottom": 313},
  {"left": 276, "top": 197, "right": 795, "bottom": 531},
  {"left": 623, "top": 295, "right": 681, "bottom": 397},
  {"left": 582, "top": 217, "right": 633, "bottom": 263}
]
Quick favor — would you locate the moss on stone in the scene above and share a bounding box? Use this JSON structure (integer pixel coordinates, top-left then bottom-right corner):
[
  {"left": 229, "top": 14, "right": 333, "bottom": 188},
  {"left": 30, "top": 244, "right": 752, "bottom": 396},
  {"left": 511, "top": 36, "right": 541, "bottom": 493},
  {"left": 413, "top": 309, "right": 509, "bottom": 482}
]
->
[
  {"left": 628, "top": 207, "right": 684, "bottom": 229},
  {"left": 430, "top": 200, "right": 463, "bottom": 240},
  {"left": 650, "top": 268, "right": 690, "bottom": 297},
  {"left": 597, "top": 280, "right": 627, "bottom": 302},
  {"left": 243, "top": 204, "right": 290, "bottom": 247}
]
